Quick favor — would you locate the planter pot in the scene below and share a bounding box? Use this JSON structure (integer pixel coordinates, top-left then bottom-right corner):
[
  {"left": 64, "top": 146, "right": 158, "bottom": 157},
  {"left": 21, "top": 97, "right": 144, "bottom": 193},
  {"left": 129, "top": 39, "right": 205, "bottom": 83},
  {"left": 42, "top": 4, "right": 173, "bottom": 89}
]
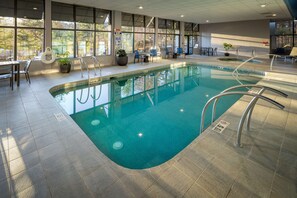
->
[
  {"left": 224, "top": 52, "right": 230, "bottom": 56},
  {"left": 116, "top": 56, "right": 128, "bottom": 66},
  {"left": 60, "top": 63, "right": 71, "bottom": 73}
]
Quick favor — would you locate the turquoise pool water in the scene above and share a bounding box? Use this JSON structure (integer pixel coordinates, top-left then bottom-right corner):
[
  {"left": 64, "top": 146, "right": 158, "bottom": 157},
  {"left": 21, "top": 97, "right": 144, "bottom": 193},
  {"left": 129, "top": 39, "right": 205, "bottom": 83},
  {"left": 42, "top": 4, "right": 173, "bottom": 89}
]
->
[{"left": 52, "top": 64, "right": 261, "bottom": 169}]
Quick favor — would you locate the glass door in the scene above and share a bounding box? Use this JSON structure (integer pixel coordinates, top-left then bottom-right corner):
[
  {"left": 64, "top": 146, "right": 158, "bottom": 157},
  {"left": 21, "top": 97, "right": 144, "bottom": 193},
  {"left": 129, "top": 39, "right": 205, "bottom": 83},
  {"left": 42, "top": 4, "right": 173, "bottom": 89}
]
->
[
  {"left": 183, "top": 36, "right": 188, "bottom": 54},
  {"left": 188, "top": 36, "right": 193, "bottom": 54},
  {"left": 184, "top": 36, "right": 193, "bottom": 55}
]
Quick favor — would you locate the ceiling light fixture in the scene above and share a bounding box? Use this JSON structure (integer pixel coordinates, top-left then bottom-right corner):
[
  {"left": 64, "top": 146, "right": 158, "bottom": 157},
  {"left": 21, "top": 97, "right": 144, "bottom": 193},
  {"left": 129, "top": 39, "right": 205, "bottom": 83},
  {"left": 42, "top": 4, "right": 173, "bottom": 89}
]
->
[
  {"left": 272, "top": 13, "right": 277, "bottom": 17},
  {"left": 181, "top": 15, "right": 184, "bottom": 18},
  {"left": 206, "top": 20, "right": 209, "bottom": 23},
  {"left": 260, "top": 4, "right": 266, "bottom": 8},
  {"left": 33, "top": 7, "right": 38, "bottom": 10},
  {"left": 138, "top": 6, "right": 143, "bottom": 9}
]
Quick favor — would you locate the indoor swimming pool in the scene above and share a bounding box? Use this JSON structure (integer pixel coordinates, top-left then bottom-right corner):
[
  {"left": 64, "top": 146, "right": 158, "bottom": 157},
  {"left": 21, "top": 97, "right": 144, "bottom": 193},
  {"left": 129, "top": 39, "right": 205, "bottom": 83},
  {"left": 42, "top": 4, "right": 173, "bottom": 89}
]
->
[{"left": 51, "top": 64, "right": 262, "bottom": 169}]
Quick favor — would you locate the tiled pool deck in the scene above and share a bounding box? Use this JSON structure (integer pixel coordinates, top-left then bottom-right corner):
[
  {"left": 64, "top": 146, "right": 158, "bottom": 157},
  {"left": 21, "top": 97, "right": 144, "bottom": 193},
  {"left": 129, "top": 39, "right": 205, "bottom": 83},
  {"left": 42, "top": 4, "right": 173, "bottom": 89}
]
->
[{"left": 0, "top": 57, "right": 297, "bottom": 197}]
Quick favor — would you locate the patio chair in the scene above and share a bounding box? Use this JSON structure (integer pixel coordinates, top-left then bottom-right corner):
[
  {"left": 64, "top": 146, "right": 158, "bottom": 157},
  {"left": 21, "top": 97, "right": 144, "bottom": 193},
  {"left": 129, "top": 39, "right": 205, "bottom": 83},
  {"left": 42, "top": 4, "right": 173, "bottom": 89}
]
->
[
  {"left": 285, "top": 47, "right": 297, "bottom": 63},
  {"left": 150, "top": 49, "right": 158, "bottom": 62},
  {"left": 14, "top": 60, "right": 32, "bottom": 84},
  {"left": 134, "top": 50, "right": 143, "bottom": 64},
  {"left": 165, "top": 48, "right": 172, "bottom": 59},
  {"left": 177, "top": 48, "right": 185, "bottom": 58},
  {"left": 0, "top": 69, "right": 13, "bottom": 90}
]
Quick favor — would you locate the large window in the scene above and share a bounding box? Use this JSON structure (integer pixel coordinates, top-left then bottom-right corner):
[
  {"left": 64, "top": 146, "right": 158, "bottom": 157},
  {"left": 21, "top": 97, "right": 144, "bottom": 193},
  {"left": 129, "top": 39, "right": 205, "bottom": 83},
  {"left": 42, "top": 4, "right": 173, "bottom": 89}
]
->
[
  {"left": 158, "top": 18, "right": 179, "bottom": 53},
  {"left": 270, "top": 20, "right": 297, "bottom": 54},
  {"left": 0, "top": 28, "right": 14, "bottom": 60},
  {"left": 0, "top": 0, "right": 44, "bottom": 60},
  {"left": 52, "top": 2, "right": 112, "bottom": 57},
  {"left": 184, "top": 23, "right": 199, "bottom": 54},
  {"left": 121, "top": 13, "right": 155, "bottom": 53}
]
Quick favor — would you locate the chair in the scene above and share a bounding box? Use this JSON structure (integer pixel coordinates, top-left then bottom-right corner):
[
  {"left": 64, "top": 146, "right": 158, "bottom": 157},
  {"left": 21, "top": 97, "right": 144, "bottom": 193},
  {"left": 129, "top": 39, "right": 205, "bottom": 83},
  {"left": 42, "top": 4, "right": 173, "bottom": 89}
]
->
[
  {"left": 15, "top": 60, "right": 32, "bottom": 84},
  {"left": 0, "top": 69, "right": 13, "bottom": 90},
  {"left": 165, "top": 48, "right": 172, "bottom": 59},
  {"left": 285, "top": 47, "right": 297, "bottom": 63},
  {"left": 177, "top": 48, "right": 185, "bottom": 58},
  {"left": 134, "top": 50, "right": 143, "bottom": 64},
  {"left": 150, "top": 49, "right": 158, "bottom": 62},
  {"left": 213, "top": 48, "right": 218, "bottom": 56}
]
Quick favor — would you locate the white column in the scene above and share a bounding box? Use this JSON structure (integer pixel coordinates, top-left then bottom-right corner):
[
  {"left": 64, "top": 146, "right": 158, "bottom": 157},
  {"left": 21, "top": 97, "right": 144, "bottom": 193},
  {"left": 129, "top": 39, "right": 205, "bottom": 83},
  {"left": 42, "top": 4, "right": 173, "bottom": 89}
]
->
[
  {"left": 180, "top": 21, "right": 184, "bottom": 49},
  {"left": 112, "top": 10, "right": 121, "bottom": 64},
  {"left": 44, "top": 0, "right": 51, "bottom": 49},
  {"left": 154, "top": 17, "right": 158, "bottom": 48}
]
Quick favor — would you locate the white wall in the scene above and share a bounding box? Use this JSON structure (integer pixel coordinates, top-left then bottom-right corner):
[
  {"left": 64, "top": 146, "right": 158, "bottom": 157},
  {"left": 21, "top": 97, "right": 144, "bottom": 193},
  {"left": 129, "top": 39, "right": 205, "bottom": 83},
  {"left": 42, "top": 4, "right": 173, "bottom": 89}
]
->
[{"left": 200, "top": 20, "right": 270, "bottom": 57}]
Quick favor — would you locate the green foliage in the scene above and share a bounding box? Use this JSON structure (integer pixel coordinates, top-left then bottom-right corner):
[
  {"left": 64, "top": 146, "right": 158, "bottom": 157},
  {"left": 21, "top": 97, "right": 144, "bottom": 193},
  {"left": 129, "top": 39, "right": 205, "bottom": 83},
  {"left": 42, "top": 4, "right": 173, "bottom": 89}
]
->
[
  {"left": 58, "top": 51, "right": 71, "bottom": 65},
  {"left": 223, "top": 43, "right": 233, "bottom": 51},
  {"left": 116, "top": 49, "right": 127, "bottom": 57}
]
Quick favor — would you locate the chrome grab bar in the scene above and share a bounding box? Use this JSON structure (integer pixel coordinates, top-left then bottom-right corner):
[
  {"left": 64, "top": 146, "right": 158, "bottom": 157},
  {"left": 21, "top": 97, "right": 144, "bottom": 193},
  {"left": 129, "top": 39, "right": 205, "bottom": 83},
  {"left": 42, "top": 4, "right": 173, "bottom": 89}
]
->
[
  {"left": 211, "top": 84, "right": 288, "bottom": 122},
  {"left": 200, "top": 91, "right": 285, "bottom": 147},
  {"left": 79, "top": 57, "right": 90, "bottom": 79},
  {"left": 92, "top": 56, "right": 101, "bottom": 76},
  {"left": 232, "top": 54, "right": 282, "bottom": 79}
]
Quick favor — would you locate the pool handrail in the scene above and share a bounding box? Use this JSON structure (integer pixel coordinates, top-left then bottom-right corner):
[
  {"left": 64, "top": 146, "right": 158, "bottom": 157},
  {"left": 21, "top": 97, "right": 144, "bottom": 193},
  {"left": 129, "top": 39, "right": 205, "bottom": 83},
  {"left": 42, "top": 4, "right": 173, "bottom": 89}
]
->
[
  {"left": 211, "top": 84, "right": 288, "bottom": 123},
  {"left": 200, "top": 91, "right": 285, "bottom": 147},
  {"left": 92, "top": 56, "right": 102, "bottom": 76},
  {"left": 232, "top": 54, "right": 281, "bottom": 85}
]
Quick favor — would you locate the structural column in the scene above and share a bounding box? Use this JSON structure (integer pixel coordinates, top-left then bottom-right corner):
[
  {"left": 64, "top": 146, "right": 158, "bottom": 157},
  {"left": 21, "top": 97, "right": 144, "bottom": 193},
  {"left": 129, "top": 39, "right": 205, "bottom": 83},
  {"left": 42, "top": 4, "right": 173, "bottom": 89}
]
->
[
  {"left": 180, "top": 21, "right": 184, "bottom": 49},
  {"left": 112, "top": 10, "right": 121, "bottom": 64},
  {"left": 44, "top": 0, "right": 52, "bottom": 49}
]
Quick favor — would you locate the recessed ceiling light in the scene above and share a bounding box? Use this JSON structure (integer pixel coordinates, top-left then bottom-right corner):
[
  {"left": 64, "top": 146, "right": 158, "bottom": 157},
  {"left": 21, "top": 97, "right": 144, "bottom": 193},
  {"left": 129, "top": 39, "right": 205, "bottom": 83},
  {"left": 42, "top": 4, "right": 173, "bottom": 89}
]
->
[
  {"left": 180, "top": 15, "right": 184, "bottom": 18},
  {"left": 138, "top": 6, "right": 143, "bottom": 9},
  {"left": 272, "top": 13, "right": 277, "bottom": 17},
  {"left": 260, "top": 4, "right": 266, "bottom": 8},
  {"left": 206, "top": 20, "right": 209, "bottom": 23},
  {"left": 33, "top": 7, "right": 37, "bottom": 10},
  {"left": 100, "top": 15, "right": 104, "bottom": 18}
]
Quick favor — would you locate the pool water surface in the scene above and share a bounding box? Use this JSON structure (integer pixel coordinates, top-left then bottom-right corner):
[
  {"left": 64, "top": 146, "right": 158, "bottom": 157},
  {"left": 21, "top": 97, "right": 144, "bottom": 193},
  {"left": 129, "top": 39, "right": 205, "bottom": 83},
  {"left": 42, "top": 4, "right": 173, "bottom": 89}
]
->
[{"left": 52, "top": 64, "right": 261, "bottom": 169}]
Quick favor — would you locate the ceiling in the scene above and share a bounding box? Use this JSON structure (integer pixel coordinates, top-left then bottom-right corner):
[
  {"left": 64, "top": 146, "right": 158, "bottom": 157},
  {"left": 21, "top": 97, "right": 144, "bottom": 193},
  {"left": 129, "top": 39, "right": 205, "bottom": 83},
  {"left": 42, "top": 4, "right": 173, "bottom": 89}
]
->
[{"left": 54, "top": 0, "right": 292, "bottom": 24}]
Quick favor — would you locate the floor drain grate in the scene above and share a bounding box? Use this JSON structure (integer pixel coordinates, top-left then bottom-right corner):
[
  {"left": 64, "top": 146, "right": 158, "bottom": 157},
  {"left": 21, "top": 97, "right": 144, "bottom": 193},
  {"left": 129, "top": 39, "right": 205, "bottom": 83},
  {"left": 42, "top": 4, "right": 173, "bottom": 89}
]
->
[
  {"left": 212, "top": 120, "right": 230, "bottom": 133},
  {"left": 54, "top": 113, "right": 66, "bottom": 122}
]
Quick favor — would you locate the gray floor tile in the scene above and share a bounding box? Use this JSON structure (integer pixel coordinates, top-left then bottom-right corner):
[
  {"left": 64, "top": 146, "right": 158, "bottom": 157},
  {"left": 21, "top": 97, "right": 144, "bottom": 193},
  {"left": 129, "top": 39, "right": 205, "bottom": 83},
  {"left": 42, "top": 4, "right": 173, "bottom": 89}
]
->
[
  {"left": 15, "top": 179, "right": 51, "bottom": 198},
  {"left": 232, "top": 159, "right": 274, "bottom": 198},
  {"left": 155, "top": 166, "right": 194, "bottom": 197},
  {"left": 83, "top": 165, "right": 119, "bottom": 195},
  {"left": 183, "top": 183, "right": 214, "bottom": 198},
  {"left": 9, "top": 151, "right": 40, "bottom": 176},
  {"left": 10, "top": 163, "right": 45, "bottom": 195},
  {"left": 196, "top": 158, "right": 238, "bottom": 198},
  {"left": 143, "top": 183, "right": 175, "bottom": 198},
  {"left": 270, "top": 174, "right": 297, "bottom": 198}
]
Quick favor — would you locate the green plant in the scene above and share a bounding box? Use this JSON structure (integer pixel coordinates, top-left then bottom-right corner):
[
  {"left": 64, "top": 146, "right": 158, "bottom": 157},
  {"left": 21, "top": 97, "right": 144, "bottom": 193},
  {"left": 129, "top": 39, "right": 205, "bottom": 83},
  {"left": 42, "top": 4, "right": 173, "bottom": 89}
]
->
[
  {"left": 223, "top": 43, "right": 233, "bottom": 51},
  {"left": 58, "top": 51, "right": 71, "bottom": 65},
  {"left": 116, "top": 49, "right": 127, "bottom": 57}
]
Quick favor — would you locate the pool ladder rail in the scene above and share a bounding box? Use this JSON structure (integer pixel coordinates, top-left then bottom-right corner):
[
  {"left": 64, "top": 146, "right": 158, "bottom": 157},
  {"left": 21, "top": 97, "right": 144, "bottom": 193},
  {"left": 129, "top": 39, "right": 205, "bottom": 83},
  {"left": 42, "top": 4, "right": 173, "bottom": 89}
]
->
[
  {"left": 79, "top": 56, "right": 102, "bottom": 83},
  {"left": 200, "top": 84, "right": 288, "bottom": 147},
  {"left": 232, "top": 54, "right": 281, "bottom": 85}
]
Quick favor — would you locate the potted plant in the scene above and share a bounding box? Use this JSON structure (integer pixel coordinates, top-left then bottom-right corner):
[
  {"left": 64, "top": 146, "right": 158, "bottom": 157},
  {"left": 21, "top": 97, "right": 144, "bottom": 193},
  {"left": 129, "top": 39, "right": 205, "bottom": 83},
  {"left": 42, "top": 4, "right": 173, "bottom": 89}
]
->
[
  {"left": 223, "top": 43, "right": 233, "bottom": 56},
  {"left": 116, "top": 49, "right": 128, "bottom": 66},
  {"left": 58, "top": 51, "right": 71, "bottom": 73}
]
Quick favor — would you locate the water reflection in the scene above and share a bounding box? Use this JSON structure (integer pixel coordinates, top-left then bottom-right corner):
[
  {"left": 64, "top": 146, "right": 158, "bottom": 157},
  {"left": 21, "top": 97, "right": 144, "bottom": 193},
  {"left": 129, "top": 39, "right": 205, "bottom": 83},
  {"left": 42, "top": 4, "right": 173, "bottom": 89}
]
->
[
  {"left": 54, "top": 66, "right": 202, "bottom": 116},
  {"left": 52, "top": 65, "right": 257, "bottom": 169}
]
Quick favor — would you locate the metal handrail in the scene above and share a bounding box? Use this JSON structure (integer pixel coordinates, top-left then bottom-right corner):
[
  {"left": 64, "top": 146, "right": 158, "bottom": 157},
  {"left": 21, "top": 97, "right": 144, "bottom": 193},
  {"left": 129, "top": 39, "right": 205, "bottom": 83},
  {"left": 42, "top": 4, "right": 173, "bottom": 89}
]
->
[
  {"left": 92, "top": 56, "right": 101, "bottom": 76},
  {"left": 232, "top": 54, "right": 281, "bottom": 80},
  {"left": 200, "top": 91, "right": 285, "bottom": 147},
  {"left": 211, "top": 84, "right": 288, "bottom": 122},
  {"left": 79, "top": 57, "right": 90, "bottom": 79},
  {"left": 231, "top": 54, "right": 281, "bottom": 86}
]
